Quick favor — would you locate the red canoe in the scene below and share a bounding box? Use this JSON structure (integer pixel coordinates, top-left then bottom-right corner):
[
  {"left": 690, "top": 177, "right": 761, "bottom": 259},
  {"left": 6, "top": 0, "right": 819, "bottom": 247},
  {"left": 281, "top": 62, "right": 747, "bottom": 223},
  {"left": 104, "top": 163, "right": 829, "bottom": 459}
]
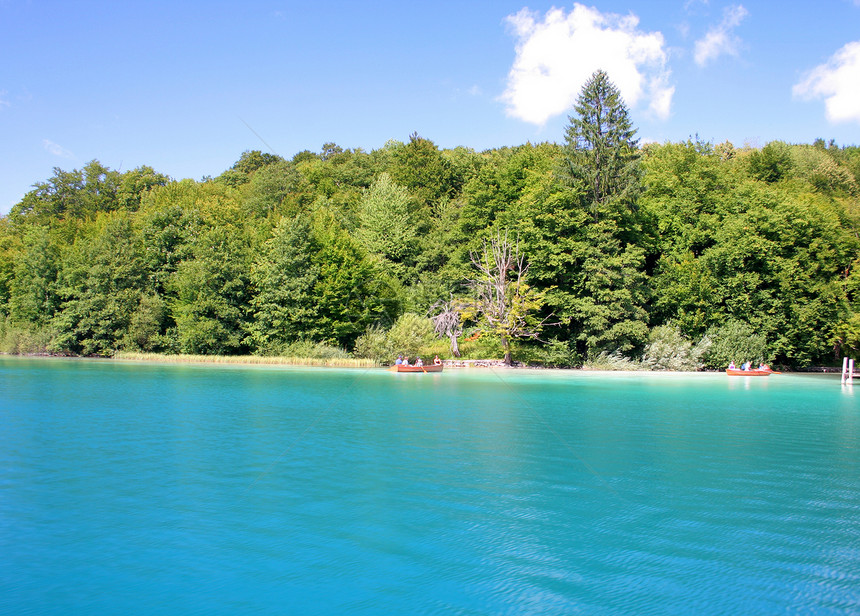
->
[
  {"left": 390, "top": 364, "right": 443, "bottom": 373},
  {"left": 726, "top": 368, "right": 772, "bottom": 376}
]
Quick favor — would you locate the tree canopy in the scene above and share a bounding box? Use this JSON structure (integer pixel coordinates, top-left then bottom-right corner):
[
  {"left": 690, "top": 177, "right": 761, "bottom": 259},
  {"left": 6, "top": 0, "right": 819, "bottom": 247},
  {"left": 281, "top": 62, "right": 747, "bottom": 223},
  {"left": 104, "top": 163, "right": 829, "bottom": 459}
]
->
[{"left": 2, "top": 77, "right": 859, "bottom": 368}]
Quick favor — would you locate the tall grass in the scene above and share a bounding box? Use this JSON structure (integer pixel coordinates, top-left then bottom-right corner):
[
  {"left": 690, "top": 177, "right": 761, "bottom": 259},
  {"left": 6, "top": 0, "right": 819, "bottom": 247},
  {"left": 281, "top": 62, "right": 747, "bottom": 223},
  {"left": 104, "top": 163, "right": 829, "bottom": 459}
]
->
[
  {"left": 0, "top": 318, "right": 56, "bottom": 355},
  {"left": 113, "top": 351, "right": 378, "bottom": 368}
]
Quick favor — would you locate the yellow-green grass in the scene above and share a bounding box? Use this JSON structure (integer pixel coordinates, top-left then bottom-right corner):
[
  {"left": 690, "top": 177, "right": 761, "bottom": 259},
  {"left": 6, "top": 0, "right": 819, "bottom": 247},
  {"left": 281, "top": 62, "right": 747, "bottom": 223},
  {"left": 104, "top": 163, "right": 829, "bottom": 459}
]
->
[{"left": 112, "top": 351, "right": 378, "bottom": 368}]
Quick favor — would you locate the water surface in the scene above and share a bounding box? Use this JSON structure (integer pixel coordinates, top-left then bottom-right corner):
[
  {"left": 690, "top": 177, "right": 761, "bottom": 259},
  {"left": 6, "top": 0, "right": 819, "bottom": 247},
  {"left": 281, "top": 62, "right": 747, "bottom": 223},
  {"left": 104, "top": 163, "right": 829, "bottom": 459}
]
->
[{"left": 1, "top": 357, "right": 858, "bottom": 614}]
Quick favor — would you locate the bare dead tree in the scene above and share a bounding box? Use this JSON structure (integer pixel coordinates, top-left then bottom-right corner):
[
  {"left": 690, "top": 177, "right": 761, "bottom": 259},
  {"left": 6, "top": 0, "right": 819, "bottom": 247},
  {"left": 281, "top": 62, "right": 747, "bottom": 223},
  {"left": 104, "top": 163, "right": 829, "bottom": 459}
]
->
[
  {"left": 469, "top": 231, "right": 548, "bottom": 365},
  {"left": 429, "top": 297, "right": 464, "bottom": 357}
]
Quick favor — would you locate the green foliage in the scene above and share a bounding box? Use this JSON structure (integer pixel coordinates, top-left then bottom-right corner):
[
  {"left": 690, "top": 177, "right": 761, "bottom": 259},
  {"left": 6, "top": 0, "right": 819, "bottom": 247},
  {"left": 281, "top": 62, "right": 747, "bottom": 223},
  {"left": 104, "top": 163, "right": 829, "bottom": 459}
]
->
[
  {"left": 354, "top": 313, "right": 436, "bottom": 362},
  {"left": 703, "top": 320, "right": 769, "bottom": 369},
  {"left": 510, "top": 338, "right": 580, "bottom": 367},
  {"left": 791, "top": 145, "right": 858, "bottom": 194},
  {"left": 356, "top": 173, "right": 416, "bottom": 269},
  {"left": 640, "top": 325, "right": 710, "bottom": 371},
  {"left": 0, "top": 221, "right": 17, "bottom": 308},
  {"left": 0, "top": 315, "right": 56, "bottom": 354},
  {"left": 215, "top": 150, "right": 284, "bottom": 187},
  {"left": 562, "top": 69, "right": 641, "bottom": 224},
  {"left": 570, "top": 224, "right": 650, "bottom": 357},
  {"left": 8, "top": 225, "right": 60, "bottom": 325},
  {"left": 554, "top": 72, "right": 650, "bottom": 357},
  {"left": 121, "top": 293, "right": 166, "bottom": 351},
  {"left": 10, "top": 161, "right": 167, "bottom": 223},
  {"left": 833, "top": 312, "right": 860, "bottom": 359},
  {"left": 1, "top": 130, "right": 857, "bottom": 368},
  {"left": 265, "top": 339, "right": 351, "bottom": 360},
  {"left": 386, "top": 313, "right": 436, "bottom": 357},
  {"left": 583, "top": 350, "right": 642, "bottom": 371},
  {"left": 390, "top": 133, "right": 457, "bottom": 207},
  {"left": 246, "top": 214, "right": 320, "bottom": 352},
  {"left": 310, "top": 210, "right": 397, "bottom": 348},
  {"left": 51, "top": 214, "right": 150, "bottom": 355},
  {"left": 352, "top": 325, "right": 389, "bottom": 362},
  {"left": 747, "top": 141, "right": 793, "bottom": 183},
  {"left": 243, "top": 160, "right": 302, "bottom": 218},
  {"left": 168, "top": 226, "right": 251, "bottom": 355},
  {"left": 231, "top": 150, "right": 284, "bottom": 175},
  {"left": 640, "top": 139, "right": 729, "bottom": 258}
]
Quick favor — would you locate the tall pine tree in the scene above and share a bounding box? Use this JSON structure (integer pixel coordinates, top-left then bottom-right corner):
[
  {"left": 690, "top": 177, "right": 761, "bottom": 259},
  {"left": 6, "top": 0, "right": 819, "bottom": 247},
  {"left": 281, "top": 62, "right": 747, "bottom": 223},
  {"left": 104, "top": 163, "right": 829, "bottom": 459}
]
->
[
  {"left": 563, "top": 69, "right": 641, "bottom": 226},
  {"left": 560, "top": 70, "right": 650, "bottom": 358}
]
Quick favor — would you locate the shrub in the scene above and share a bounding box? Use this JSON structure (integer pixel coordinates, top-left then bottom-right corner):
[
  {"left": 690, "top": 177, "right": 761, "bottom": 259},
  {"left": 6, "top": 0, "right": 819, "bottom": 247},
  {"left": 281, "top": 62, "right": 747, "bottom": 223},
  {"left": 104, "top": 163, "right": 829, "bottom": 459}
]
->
[
  {"left": 274, "top": 339, "right": 350, "bottom": 360},
  {"left": 512, "top": 339, "right": 580, "bottom": 367},
  {"left": 640, "top": 325, "right": 710, "bottom": 371},
  {"left": 353, "top": 313, "right": 435, "bottom": 363},
  {"left": 583, "top": 350, "right": 642, "bottom": 371},
  {"left": 703, "top": 320, "right": 769, "bottom": 369},
  {"left": 386, "top": 313, "right": 435, "bottom": 357},
  {"left": 353, "top": 325, "right": 389, "bottom": 362},
  {"left": 0, "top": 317, "right": 57, "bottom": 354}
]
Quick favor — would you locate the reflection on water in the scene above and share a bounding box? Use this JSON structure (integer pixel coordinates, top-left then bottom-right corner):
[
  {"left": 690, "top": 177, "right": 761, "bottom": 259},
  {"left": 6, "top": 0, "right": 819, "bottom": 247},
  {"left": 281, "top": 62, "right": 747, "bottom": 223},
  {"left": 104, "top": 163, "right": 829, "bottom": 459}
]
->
[{"left": 0, "top": 358, "right": 858, "bottom": 615}]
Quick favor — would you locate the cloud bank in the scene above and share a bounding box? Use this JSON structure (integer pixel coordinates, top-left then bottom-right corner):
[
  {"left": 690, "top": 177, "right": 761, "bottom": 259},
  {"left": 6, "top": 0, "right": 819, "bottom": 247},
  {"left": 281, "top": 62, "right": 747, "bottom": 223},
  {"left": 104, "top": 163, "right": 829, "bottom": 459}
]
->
[
  {"left": 693, "top": 4, "right": 749, "bottom": 67},
  {"left": 501, "top": 4, "right": 673, "bottom": 125},
  {"left": 793, "top": 41, "right": 860, "bottom": 124}
]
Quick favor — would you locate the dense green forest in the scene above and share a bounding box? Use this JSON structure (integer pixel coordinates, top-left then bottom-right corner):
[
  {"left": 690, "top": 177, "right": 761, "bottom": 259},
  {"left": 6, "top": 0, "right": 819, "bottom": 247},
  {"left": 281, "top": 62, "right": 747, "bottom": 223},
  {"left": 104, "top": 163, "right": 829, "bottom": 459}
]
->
[{"left": 2, "top": 72, "right": 859, "bottom": 368}]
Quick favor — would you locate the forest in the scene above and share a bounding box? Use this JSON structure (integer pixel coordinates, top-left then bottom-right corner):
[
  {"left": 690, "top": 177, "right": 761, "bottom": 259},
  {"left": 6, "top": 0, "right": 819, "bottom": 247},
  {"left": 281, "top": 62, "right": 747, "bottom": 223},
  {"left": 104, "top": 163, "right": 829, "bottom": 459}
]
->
[{"left": 1, "top": 72, "right": 859, "bottom": 369}]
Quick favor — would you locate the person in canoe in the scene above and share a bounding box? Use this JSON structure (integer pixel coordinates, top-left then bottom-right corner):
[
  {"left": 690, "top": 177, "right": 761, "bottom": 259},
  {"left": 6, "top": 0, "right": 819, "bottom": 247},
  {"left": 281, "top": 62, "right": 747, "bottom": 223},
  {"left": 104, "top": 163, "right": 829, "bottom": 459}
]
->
[
  {"left": 433, "top": 355, "right": 442, "bottom": 366},
  {"left": 728, "top": 361, "right": 736, "bottom": 370},
  {"left": 395, "top": 355, "right": 403, "bottom": 366},
  {"left": 415, "top": 357, "right": 424, "bottom": 367}
]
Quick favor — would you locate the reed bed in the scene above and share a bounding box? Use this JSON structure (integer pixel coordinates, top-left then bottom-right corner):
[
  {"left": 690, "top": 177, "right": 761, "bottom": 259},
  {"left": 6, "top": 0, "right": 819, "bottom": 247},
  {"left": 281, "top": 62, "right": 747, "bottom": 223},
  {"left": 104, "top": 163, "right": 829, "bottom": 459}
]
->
[{"left": 112, "top": 351, "right": 379, "bottom": 368}]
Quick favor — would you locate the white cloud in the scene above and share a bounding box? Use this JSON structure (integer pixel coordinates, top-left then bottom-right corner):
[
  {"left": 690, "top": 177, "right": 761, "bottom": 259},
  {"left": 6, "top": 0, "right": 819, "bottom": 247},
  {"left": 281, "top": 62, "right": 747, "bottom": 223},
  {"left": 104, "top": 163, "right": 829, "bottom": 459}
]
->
[
  {"left": 793, "top": 41, "right": 860, "bottom": 124},
  {"left": 501, "top": 4, "right": 673, "bottom": 125},
  {"left": 693, "top": 4, "right": 748, "bottom": 66},
  {"left": 0, "top": 90, "right": 9, "bottom": 109},
  {"left": 43, "top": 139, "right": 75, "bottom": 159}
]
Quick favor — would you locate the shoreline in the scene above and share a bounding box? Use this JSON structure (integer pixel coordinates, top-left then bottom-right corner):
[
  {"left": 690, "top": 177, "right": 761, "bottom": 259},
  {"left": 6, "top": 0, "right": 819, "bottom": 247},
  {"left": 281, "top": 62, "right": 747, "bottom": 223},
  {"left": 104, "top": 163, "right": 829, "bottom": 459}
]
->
[{"left": 2, "top": 351, "right": 850, "bottom": 374}]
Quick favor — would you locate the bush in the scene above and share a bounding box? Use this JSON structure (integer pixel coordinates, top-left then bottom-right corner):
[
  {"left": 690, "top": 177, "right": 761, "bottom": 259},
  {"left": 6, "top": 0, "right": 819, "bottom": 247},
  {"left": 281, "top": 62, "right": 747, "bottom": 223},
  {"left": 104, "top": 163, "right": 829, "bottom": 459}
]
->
[
  {"left": 512, "top": 339, "right": 581, "bottom": 367},
  {"left": 353, "top": 313, "right": 435, "bottom": 363},
  {"left": 583, "top": 350, "right": 642, "bottom": 371},
  {"left": 457, "top": 331, "right": 503, "bottom": 360},
  {"left": 272, "top": 339, "right": 350, "bottom": 360},
  {"left": 640, "top": 325, "right": 710, "bottom": 371},
  {"left": 386, "top": 313, "right": 435, "bottom": 357},
  {"left": 353, "top": 325, "right": 389, "bottom": 362},
  {"left": 703, "top": 320, "right": 769, "bottom": 369},
  {"left": 0, "top": 317, "right": 57, "bottom": 354}
]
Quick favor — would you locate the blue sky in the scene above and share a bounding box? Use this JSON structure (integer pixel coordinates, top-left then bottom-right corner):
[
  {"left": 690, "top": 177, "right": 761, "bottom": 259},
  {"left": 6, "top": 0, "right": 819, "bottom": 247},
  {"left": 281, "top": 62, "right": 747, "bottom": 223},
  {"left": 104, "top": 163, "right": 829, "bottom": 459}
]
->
[{"left": 2, "top": 0, "right": 860, "bottom": 215}]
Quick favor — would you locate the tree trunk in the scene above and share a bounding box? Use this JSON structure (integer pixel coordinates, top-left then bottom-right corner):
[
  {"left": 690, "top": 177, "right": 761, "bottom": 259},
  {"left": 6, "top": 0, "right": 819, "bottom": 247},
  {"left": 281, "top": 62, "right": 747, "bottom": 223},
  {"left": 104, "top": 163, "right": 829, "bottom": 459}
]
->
[
  {"left": 502, "top": 335, "right": 511, "bottom": 366},
  {"left": 449, "top": 333, "right": 461, "bottom": 357}
]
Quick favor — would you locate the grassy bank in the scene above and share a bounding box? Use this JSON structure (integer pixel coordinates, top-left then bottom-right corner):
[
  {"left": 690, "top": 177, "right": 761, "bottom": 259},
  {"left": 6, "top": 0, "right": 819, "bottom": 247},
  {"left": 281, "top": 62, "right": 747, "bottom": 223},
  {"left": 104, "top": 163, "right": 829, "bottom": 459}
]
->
[{"left": 112, "top": 351, "right": 379, "bottom": 368}]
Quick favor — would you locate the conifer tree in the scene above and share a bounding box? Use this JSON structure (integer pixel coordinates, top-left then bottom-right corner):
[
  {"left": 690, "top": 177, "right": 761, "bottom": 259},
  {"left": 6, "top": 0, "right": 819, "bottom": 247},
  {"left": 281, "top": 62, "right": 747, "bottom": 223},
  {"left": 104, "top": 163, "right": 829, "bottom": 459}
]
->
[
  {"left": 560, "top": 70, "right": 650, "bottom": 358},
  {"left": 562, "top": 69, "right": 641, "bottom": 224}
]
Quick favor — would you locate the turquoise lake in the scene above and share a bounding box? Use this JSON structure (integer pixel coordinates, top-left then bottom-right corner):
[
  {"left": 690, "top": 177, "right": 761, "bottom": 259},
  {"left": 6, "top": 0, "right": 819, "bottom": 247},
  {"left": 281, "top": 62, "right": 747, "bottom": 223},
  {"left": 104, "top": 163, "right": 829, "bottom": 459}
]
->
[{"left": 1, "top": 357, "right": 858, "bottom": 615}]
